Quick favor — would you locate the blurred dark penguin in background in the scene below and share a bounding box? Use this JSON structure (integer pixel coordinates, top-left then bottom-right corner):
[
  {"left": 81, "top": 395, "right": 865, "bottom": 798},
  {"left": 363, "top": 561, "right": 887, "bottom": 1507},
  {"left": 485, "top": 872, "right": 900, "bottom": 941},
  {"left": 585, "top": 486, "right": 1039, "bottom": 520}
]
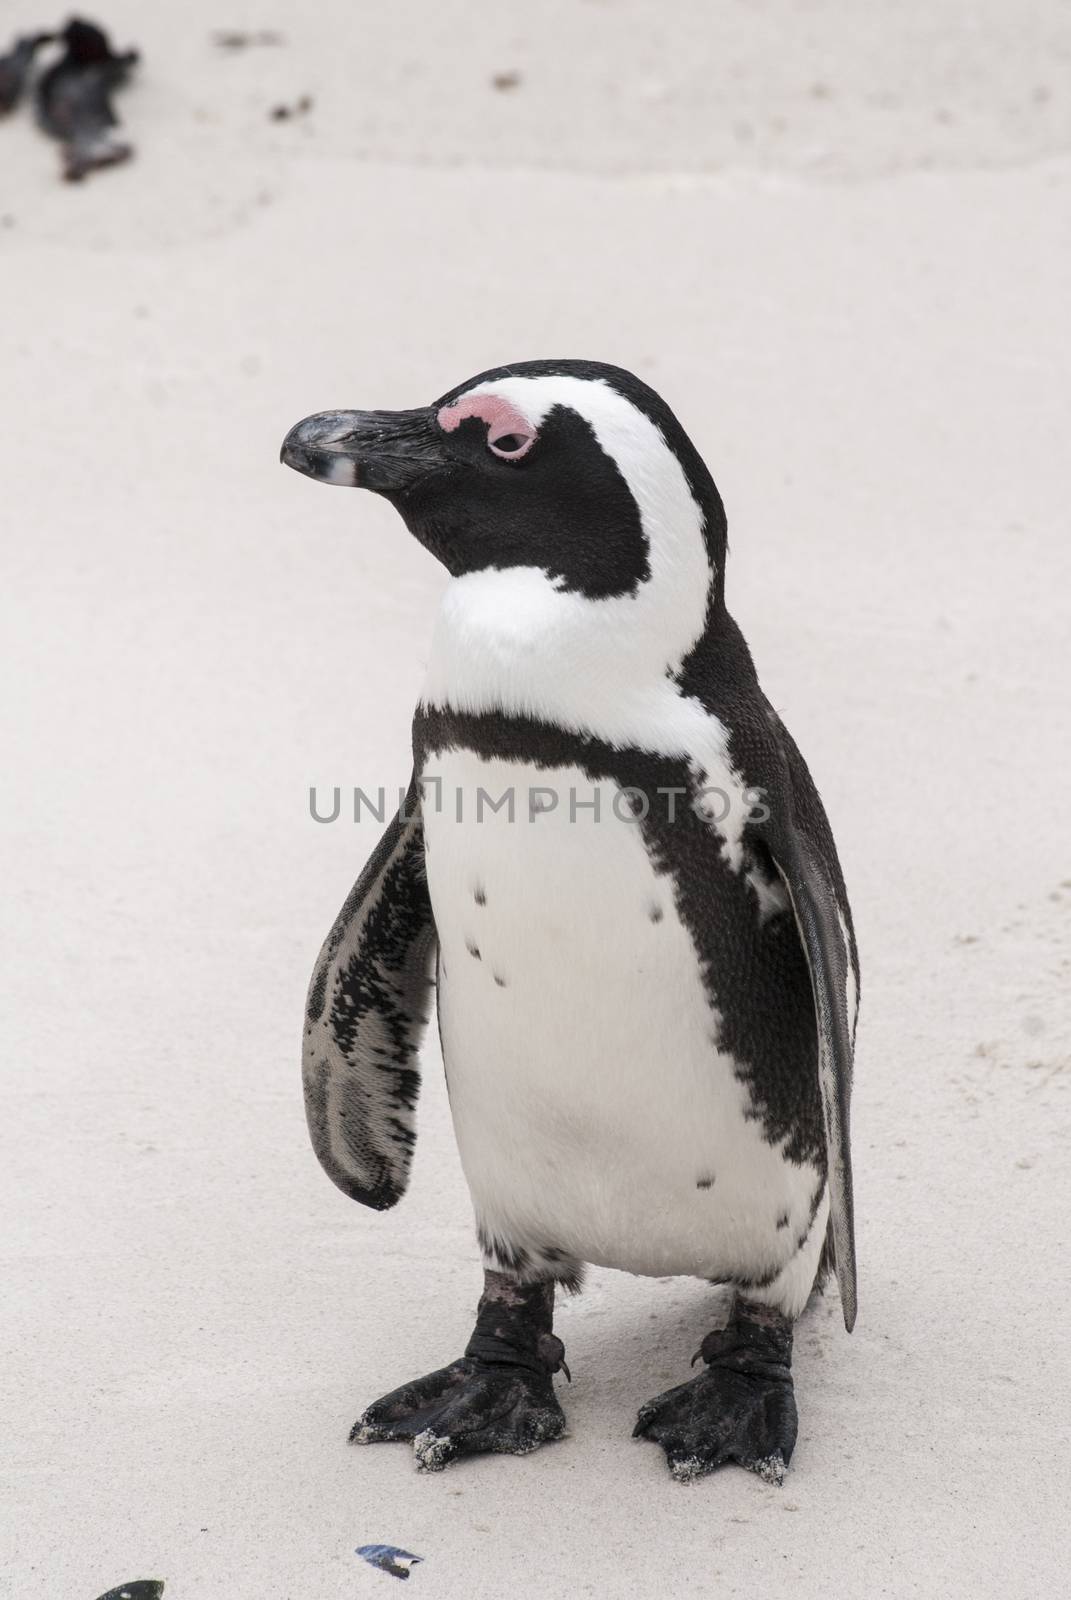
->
[{"left": 36, "top": 17, "right": 138, "bottom": 181}]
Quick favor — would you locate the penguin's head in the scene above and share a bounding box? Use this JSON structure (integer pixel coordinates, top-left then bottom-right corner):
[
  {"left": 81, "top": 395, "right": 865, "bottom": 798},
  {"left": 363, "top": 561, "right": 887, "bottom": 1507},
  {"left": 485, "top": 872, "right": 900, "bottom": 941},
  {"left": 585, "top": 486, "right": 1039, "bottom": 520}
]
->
[
  {"left": 284, "top": 360, "right": 725, "bottom": 595},
  {"left": 282, "top": 361, "right": 728, "bottom": 705}
]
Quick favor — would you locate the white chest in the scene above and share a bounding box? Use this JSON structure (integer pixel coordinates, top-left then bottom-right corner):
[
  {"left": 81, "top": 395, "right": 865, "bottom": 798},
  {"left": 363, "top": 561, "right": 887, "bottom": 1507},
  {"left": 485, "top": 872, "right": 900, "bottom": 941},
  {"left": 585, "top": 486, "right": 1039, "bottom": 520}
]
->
[{"left": 421, "top": 745, "right": 823, "bottom": 1294}]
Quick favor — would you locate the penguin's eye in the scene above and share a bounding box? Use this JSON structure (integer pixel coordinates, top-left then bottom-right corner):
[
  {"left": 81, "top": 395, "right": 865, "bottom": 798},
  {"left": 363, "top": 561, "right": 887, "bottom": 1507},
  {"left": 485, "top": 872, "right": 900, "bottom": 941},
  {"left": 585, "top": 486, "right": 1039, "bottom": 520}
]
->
[{"left": 487, "top": 428, "right": 535, "bottom": 461}]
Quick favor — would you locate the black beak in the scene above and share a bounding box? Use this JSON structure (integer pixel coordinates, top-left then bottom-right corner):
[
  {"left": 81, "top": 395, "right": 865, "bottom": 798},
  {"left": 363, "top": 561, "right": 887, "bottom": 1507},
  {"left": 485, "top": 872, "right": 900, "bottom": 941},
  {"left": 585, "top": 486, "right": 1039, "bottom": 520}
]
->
[{"left": 280, "top": 407, "right": 446, "bottom": 496}]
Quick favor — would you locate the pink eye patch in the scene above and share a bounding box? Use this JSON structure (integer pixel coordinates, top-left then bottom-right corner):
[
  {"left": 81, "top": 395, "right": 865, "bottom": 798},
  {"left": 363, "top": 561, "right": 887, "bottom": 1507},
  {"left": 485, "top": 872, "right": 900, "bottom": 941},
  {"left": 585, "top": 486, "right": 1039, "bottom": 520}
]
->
[{"left": 437, "top": 394, "right": 536, "bottom": 459}]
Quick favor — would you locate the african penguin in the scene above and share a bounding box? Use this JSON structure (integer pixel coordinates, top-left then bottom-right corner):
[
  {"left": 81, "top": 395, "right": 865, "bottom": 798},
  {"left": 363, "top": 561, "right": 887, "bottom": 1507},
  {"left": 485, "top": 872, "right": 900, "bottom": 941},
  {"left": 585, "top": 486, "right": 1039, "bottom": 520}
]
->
[
  {"left": 282, "top": 360, "right": 859, "bottom": 1484},
  {"left": 35, "top": 19, "right": 138, "bottom": 183}
]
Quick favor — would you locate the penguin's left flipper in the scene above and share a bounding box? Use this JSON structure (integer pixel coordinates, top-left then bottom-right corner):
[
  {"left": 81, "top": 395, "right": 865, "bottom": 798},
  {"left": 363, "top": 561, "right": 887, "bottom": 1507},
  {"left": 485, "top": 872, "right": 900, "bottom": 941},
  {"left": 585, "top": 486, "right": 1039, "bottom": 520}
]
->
[{"left": 764, "top": 824, "right": 858, "bottom": 1333}]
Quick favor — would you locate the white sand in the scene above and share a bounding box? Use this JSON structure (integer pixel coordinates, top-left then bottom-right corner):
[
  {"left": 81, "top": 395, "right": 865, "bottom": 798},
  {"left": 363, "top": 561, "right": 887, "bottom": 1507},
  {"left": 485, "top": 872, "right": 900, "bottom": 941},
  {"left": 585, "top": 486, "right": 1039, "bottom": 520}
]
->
[{"left": 2, "top": 5, "right": 1069, "bottom": 1597}]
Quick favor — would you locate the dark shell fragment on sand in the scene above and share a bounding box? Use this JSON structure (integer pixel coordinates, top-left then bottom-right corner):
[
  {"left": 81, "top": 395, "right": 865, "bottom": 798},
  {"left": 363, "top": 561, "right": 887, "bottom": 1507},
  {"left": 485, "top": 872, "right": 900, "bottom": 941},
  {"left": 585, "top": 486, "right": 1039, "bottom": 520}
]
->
[
  {"left": 356, "top": 1544, "right": 424, "bottom": 1580},
  {"left": 93, "top": 1583, "right": 165, "bottom": 1600}
]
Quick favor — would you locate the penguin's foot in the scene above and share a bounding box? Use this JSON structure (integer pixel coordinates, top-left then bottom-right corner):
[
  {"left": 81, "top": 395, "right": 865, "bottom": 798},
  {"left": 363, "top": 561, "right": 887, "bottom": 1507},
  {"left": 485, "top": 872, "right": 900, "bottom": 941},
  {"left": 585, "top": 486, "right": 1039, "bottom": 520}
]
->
[
  {"left": 350, "top": 1271, "right": 568, "bottom": 1472},
  {"left": 351, "top": 1354, "right": 566, "bottom": 1470},
  {"left": 633, "top": 1302, "right": 797, "bottom": 1485}
]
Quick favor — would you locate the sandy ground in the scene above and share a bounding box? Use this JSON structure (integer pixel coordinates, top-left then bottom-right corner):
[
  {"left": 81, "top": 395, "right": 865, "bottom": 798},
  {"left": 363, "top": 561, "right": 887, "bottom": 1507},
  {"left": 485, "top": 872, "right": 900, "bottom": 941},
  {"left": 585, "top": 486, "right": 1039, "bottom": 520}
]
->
[{"left": 2, "top": 5, "right": 1070, "bottom": 1597}]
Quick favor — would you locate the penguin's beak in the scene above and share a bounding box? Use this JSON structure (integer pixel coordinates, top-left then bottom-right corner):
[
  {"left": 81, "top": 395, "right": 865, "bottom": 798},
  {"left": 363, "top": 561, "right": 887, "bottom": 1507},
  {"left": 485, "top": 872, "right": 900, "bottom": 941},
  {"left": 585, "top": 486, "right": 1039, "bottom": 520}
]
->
[{"left": 280, "top": 407, "right": 446, "bottom": 495}]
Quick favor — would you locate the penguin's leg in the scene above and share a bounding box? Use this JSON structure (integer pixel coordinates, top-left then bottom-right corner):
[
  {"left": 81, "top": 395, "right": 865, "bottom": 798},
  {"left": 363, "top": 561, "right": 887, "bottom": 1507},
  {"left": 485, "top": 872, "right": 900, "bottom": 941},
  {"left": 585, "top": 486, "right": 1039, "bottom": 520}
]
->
[
  {"left": 633, "top": 1298, "right": 798, "bottom": 1485},
  {"left": 351, "top": 1270, "right": 569, "bottom": 1472}
]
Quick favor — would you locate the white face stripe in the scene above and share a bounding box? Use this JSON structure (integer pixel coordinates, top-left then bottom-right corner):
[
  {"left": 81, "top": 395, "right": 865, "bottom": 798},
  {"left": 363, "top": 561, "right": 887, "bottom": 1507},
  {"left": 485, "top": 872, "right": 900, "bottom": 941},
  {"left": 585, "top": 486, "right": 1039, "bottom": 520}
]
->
[
  {"left": 424, "top": 374, "right": 713, "bottom": 704},
  {"left": 423, "top": 373, "right": 752, "bottom": 866}
]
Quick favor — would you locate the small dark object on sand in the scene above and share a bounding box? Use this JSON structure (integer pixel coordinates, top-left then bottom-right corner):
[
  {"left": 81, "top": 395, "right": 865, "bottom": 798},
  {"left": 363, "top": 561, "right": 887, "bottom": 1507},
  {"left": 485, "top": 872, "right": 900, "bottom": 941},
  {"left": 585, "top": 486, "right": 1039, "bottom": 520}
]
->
[
  {"left": 270, "top": 94, "right": 313, "bottom": 121},
  {"left": 0, "top": 31, "right": 53, "bottom": 113},
  {"left": 93, "top": 1584, "right": 165, "bottom": 1600},
  {"left": 213, "top": 29, "right": 284, "bottom": 50},
  {"left": 356, "top": 1545, "right": 423, "bottom": 1581},
  {"left": 36, "top": 17, "right": 138, "bottom": 181},
  {"left": 491, "top": 70, "right": 522, "bottom": 91}
]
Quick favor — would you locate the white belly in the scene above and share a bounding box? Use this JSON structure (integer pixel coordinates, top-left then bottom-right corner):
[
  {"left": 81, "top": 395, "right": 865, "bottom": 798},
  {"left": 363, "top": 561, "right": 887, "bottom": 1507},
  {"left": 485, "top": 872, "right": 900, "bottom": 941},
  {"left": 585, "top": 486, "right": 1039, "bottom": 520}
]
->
[{"left": 423, "top": 748, "right": 825, "bottom": 1308}]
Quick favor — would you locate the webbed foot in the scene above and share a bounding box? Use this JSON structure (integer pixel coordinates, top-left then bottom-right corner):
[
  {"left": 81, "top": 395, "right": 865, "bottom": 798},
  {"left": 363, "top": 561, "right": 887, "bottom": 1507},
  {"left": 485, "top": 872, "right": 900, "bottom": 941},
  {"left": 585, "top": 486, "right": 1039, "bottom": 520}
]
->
[
  {"left": 634, "top": 1302, "right": 797, "bottom": 1484},
  {"left": 352, "top": 1355, "right": 565, "bottom": 1469},
  {"left": 351, "top": 1272, "right": 568, "bottom": 1472}
]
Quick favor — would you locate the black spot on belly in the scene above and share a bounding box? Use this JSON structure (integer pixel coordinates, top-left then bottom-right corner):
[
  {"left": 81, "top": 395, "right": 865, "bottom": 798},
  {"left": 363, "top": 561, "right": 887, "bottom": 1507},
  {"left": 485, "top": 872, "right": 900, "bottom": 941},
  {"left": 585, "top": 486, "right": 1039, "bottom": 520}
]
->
[
  {"left": 649, "top": 904, "right": 664, "bottom": 924},
  {"left": 473, "top": 884, "right": 487, "bottom": 906},
  {"left": 466, "top": 938, "right": 482, "bottom": 961},
  {"left": 776, "top": 1211, "right": 790, "bottom": 1230},
  {"left": 696, "top": 1174, "right": 715, "bottom": 1190}
]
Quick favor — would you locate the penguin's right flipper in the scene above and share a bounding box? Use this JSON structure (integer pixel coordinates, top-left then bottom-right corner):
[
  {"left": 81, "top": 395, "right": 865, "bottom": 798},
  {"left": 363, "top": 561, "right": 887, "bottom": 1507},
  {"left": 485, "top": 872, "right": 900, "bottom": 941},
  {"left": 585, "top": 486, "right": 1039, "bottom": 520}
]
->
[{"left": 303, "top": 773, "right": 437, "bottom": 1210}]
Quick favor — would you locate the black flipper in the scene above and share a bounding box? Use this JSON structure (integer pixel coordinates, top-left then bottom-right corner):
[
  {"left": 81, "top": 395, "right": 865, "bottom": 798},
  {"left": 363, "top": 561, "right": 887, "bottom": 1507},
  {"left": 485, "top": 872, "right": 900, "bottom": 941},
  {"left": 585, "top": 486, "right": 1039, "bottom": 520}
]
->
[
  {"left": 756, "top": 731, "right": 858, "bottom": 1332},
  {"left": 303, "top": 775, "right": 437, "bottom": 1210}
]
